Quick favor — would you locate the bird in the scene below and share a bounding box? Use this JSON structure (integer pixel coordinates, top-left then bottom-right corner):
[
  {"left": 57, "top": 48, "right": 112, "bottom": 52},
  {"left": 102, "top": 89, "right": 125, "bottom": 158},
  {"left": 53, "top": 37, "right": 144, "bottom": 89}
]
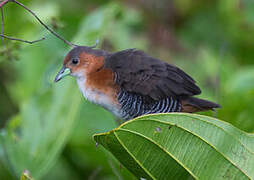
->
[{"left": 54, "top": 46, "right": 220, "bottom": 121}]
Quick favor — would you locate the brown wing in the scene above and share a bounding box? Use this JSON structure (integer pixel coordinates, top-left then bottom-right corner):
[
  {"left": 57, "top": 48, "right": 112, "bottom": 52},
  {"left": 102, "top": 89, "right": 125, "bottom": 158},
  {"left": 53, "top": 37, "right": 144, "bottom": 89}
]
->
[{"left": 105, "top": 49, "right": 201, "bottom": 100}]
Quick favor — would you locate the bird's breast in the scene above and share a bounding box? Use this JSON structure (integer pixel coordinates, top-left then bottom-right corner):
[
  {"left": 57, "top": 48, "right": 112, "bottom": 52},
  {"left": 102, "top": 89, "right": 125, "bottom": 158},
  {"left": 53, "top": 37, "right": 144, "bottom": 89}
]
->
[{"left": 76, "top": 69, "right": 122, "bottom": 118}]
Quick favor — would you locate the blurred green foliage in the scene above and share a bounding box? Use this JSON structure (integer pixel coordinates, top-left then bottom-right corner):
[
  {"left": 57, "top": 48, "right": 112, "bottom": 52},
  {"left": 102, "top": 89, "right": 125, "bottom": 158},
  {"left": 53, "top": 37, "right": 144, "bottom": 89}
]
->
[{"left": 0, "top": 0, "right": 254, "bottom": 179}]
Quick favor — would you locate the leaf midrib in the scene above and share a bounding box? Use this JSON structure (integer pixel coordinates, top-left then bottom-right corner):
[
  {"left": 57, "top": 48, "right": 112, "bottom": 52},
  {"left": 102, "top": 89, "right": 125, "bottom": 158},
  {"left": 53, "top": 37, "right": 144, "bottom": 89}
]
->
[
  {"left": 142, "top": 115, "right": 254, "bottom": 155},
  {"left": 113, "top": 131, "right": 156, "bottom": 180},
  {"left": 116, "top": 128, "right": 198, "bottom": 179},
  {"left": 122, "top": 118, "right": 251, "bottom": 179}
]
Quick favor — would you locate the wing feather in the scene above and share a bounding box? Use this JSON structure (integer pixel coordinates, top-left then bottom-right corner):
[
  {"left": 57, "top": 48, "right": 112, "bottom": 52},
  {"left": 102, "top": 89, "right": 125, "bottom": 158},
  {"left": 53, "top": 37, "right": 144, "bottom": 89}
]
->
[{"left": 105, "top": 49, "right": 201, "bottom": 100}]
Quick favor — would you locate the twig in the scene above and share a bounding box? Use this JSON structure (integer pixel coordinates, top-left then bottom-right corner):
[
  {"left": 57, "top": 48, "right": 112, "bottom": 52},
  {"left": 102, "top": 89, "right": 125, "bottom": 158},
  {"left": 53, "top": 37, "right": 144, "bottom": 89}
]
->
[
  {"left": 0, "top": 0, "right": 78, "bottom": 47},
  {"left": 12, "top": 0, "right": 77, "bottom": 47},
  {"left": 0, "top": 34, "right": 45, "bottom": 44},
  {"left": 0, "top": 0, "right": 10, "bottom": 8},
  {"left": 1, "top": 7, "right": 4, "bottom": 44}
]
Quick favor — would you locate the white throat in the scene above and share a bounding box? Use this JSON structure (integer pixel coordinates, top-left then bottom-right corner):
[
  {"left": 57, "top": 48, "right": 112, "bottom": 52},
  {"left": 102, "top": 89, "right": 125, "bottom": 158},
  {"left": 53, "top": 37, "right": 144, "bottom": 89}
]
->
[{"left": 76, "top": 77, "right": 122, "bottom": 118}]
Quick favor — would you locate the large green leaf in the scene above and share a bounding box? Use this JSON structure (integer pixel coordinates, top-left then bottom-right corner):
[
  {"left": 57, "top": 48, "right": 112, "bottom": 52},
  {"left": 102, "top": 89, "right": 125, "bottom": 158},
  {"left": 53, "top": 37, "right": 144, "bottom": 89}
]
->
[{"left": 94, "top": 113, "right": 254, "bottom": 180}]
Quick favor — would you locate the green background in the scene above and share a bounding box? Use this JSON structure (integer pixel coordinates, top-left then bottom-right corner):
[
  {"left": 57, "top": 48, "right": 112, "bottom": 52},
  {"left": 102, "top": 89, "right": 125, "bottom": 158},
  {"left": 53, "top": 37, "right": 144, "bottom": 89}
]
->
[{"left": 0, "top": 0, "right": 254, "bottom": 179}]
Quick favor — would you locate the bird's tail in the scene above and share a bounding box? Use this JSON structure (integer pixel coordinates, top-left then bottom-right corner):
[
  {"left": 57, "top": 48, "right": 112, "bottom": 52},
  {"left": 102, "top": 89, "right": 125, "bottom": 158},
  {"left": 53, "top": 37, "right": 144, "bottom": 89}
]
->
[{"left": 181, "top": 97, "right": 221, "bottom": 113}]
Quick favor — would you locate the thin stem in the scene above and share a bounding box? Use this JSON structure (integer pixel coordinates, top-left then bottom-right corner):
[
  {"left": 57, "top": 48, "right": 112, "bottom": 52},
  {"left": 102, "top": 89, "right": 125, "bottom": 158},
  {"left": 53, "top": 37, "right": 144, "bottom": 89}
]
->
[
  {"left": 12, "top": 0, "right": 77, "bottom": 47},
  {"left": 1, "top": 7, "right": 4, "bottom": 44},
  {"left": 0, "top": 0, "right": 10, "bottom": 8},
  {"left": 0, "top": 34, "right": 45, "bottom": 44}
]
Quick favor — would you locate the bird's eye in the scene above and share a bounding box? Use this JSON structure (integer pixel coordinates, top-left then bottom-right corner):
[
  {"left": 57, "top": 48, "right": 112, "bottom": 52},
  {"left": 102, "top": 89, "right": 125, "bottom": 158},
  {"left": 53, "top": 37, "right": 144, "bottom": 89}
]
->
[{"left": 72, "top": 58, "right": 79, "bottom": 65}]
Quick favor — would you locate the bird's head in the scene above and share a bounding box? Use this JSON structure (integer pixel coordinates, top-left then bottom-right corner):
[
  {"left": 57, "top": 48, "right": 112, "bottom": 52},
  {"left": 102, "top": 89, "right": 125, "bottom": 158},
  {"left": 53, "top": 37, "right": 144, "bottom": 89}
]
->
[{"left": 54, "top": 46, "right": 107, "bottom": 82}]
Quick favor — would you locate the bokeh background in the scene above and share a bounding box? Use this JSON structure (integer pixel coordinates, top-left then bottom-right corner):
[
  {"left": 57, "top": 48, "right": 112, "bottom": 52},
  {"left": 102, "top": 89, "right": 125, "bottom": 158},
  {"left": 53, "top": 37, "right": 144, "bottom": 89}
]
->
[{"left": 0, "top": 0, "right": 254, "bottom": 179}]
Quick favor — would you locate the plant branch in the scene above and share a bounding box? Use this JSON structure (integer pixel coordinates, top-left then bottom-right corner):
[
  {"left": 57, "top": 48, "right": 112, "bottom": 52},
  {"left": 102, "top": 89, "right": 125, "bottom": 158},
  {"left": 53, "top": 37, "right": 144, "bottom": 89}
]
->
[
  {"left": 12, "top": 0, "right": 77, "bottom": 47},
  {"left": 0, "top": 0, "right": 78, "bottom": 47},
  {"left": 1, "top": 8, "right": 3, "bottom": 44},
  {"left": 0, "top": 34, "right": 45, "bottom": 44},
  {"left": 0, "top": 0, "right": 10, "bottom": 8}
]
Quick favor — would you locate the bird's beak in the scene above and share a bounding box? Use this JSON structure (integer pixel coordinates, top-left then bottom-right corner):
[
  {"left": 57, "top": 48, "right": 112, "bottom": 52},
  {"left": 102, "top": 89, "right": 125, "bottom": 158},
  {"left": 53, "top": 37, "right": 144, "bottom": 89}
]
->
[{"left": 54, "top": 66, "right": 71, "bottom": 82}]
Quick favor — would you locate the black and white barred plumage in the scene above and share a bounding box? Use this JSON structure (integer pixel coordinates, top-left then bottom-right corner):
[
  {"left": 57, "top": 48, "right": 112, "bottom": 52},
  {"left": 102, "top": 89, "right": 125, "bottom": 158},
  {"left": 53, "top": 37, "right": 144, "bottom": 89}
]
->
[
  {"left": 59, "top": 46, "right": 220, "bottom": 122},
  {"left": 118, "top": 90, "right": 181, "bottom": 120}
]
